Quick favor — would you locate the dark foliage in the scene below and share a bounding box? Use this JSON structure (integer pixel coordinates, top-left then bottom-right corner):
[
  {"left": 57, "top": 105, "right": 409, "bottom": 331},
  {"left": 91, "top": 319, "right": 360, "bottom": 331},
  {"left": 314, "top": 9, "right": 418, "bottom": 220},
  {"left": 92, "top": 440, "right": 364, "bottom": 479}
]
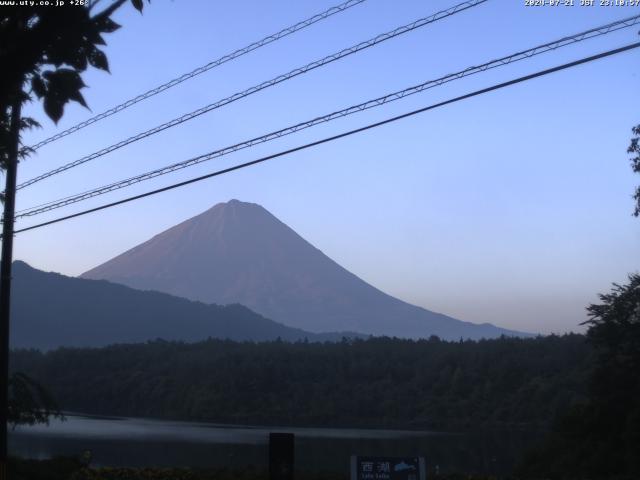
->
[
  {"left": 9, "top": 457, "right": 510, "bottom": 480},
  {"left": 629, "top": 124, "right": 640, "bottom": 217},
  {"left": 11, "top": 334, "right": 590, "bottom": 431},
  {"left": 0, "top": 0, "right": 149, "bottom": 173},
  {"left": 8, "top": 456, "right": 83, "bottom": 480},
  {"left": 519, "top": 275, "right": 640, "bottom": 479},
  {"left": 8, "top": 372, "right": 63, "bottom": 428}
]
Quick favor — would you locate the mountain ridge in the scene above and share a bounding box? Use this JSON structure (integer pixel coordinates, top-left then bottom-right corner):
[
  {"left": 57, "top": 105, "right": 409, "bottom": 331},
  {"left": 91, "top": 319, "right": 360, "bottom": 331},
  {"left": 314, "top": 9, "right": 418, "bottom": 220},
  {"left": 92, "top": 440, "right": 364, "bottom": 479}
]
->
[{"left": 10, "top": 260, "right": 357, "bottom": 350}]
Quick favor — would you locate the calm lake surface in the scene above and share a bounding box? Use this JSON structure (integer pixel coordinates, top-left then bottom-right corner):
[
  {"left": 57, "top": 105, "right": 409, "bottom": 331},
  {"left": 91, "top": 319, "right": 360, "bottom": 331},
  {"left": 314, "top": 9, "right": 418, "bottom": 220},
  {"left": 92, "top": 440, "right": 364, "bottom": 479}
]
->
[{"left": 9, "top": 414, "right": 541, "bottom": 475}]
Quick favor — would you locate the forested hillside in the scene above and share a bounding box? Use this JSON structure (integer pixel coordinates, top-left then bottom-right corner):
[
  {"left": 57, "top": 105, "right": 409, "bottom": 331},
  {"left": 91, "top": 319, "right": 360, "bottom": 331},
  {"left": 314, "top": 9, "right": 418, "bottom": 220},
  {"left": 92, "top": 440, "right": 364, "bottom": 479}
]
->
[
  {"left": 10, "top": 261, "right": 348, "bottom": 349},
  {"left": 11, "top": 334, "right": 590, "bottom": 430}
]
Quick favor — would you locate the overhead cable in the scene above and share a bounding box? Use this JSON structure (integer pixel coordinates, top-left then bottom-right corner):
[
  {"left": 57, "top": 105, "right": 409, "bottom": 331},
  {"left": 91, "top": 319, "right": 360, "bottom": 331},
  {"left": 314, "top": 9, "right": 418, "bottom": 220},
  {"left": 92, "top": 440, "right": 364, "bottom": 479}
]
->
[
  {"left": 16, "top": 14, "right": 640, "bottom": 218},
  {"left": 11, "top": 41, "right": 640, "bottom": 236},
  {"left": 28, "top": 0, "right": 369, "bottom": 151},
  {"left": 17, "top": 0, "right": 488, "bottom": 190}
]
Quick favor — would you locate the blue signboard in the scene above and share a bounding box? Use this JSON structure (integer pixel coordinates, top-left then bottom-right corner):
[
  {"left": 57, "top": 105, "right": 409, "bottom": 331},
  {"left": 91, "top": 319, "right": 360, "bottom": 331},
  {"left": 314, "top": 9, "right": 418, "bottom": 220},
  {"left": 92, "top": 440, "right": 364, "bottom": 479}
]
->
[{"left": 350, "top": 456, "right": 426, "bottom": 480}]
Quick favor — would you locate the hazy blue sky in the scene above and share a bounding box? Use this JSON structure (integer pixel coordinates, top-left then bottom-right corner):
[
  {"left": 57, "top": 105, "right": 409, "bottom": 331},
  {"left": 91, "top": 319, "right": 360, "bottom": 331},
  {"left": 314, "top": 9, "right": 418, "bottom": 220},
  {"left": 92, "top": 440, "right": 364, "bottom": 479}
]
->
[{"left": 12, "top": 0, "right": 640, "bottom": 334}]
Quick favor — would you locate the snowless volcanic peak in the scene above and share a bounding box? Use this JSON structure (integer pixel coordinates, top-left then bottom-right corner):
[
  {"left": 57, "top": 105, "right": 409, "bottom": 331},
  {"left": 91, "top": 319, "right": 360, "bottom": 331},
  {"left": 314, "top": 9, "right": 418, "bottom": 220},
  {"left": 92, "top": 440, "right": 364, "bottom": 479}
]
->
[{"left": 82, "top": 199, "right": 528, "bottom": 340}]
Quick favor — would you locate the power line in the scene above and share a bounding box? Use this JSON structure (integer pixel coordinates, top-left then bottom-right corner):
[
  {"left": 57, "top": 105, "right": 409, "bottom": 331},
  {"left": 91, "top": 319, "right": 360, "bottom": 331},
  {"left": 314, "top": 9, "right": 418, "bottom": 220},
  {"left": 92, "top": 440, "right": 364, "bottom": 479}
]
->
[
  {"left": 16, "top": 0, "right": 488, "bottom": 191},
  {"left": 11, "top": 42, "right": 640, "bottom": 236},
  {"left": 15, "top": 14, "right": 640, "bottom": 219},
  {"left": 27, "top": 0, "right": 369, "bottom": 151}
]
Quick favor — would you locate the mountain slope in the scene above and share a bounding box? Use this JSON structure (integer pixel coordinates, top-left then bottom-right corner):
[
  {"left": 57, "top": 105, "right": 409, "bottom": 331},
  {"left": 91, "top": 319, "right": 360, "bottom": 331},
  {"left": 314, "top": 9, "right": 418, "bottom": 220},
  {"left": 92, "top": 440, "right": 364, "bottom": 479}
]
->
[
  {"left": 82, "top": 200, "right": 528, "bottom": 340},
  {"left": 10, "top": 261, "right": 340, "bottom": 350}
]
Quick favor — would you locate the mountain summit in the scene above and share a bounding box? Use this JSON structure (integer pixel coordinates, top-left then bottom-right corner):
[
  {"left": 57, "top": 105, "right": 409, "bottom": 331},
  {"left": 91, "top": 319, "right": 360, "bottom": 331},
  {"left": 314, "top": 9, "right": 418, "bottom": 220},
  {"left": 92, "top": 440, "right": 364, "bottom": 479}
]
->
[{"left": 82, "top": 200, "right": 526, "bottom": 340}]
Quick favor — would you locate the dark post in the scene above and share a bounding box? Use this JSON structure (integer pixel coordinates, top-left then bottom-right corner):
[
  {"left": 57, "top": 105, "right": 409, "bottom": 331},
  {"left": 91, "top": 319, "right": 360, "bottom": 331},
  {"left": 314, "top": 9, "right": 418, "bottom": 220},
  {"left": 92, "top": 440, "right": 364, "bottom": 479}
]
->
[
  {"left": 0, "top": 98, "right": 22, "bottom": 480},
  {"left": 269, "top": 432, "right": 295, "bottom": 480}
]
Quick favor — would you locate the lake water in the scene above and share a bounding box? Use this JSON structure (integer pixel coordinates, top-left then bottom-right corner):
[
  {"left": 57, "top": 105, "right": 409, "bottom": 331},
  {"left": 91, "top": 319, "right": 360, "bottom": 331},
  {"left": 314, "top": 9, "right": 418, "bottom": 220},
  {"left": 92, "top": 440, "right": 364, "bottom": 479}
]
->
[{"left": 8, "top": 414, "right": 541, "bottom": 475}]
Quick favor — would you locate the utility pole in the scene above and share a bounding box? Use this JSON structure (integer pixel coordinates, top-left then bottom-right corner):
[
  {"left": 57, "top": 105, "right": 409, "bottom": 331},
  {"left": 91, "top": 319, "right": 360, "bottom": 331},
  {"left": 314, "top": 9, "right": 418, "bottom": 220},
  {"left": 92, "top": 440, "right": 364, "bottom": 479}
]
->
[{"left": 0, "top": 97, "right": 22, "bottom": 480}]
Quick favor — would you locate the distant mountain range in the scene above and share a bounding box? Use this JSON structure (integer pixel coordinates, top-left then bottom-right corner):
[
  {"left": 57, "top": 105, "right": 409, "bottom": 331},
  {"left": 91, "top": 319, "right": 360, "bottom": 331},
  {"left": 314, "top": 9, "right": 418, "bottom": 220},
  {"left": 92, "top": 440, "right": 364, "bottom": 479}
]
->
[
  {"left": 82, "top": 200, "right": 529, "bottom": 340},
  {"left": 10, "top": 261, "right": 348, "bottom": 350}
]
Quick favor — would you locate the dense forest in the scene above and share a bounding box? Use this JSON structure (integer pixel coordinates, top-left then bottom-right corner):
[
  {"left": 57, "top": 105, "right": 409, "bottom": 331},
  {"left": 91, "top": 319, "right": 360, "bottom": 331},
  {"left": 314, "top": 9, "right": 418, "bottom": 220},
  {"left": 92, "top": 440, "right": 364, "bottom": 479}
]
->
[{"left": 11, "top": 334, "right": 590, "bottom": 431}]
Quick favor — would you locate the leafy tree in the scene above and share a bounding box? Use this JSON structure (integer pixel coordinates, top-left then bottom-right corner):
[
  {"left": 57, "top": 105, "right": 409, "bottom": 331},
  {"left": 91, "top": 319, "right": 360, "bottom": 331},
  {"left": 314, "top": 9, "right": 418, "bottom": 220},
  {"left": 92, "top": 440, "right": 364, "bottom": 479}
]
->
[
  {"left": 581, "top": 274, "right": 640, "bottom": 475},
  {"left": 628, "top": 124, "right": 640, "bottom": 217},
  {"left": 1, "top": 0, "right": 149, "bottom": 125},
  {"left": 7, "top": 372, "right": 63, "bottom": 428},
  {"left": 520, "top": 120, "right": 640, "bottom": 478},
  {"left": 1, "top": 0, "right": 150, "bottom": 199},
  {"left": 520, "top": 276, "right": 640, "bottom": 479},
  {"left": 0, "top": 0, "right": 150, "bottom": 441}
]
